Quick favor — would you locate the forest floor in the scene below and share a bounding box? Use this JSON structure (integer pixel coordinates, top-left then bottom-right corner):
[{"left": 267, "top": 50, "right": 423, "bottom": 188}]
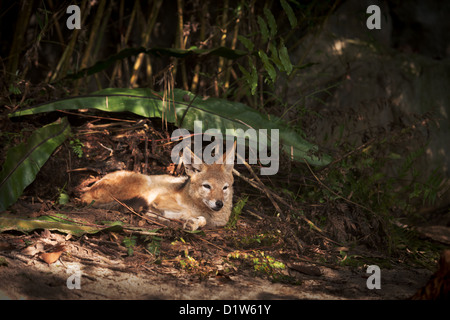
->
[
  {"left": 0, "top": 212, "right": 435, "bottom": 300},
  {"left": 0, "top": 112, "right": 448, "bottom": 300}
]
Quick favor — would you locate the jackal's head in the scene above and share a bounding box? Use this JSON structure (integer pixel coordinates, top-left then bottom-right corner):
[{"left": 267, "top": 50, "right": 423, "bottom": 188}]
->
[{"left": 182, "top": 146, "right": 234, "bottom": 212}]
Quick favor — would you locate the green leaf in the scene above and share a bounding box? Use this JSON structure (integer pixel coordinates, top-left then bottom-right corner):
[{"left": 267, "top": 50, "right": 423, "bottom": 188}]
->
[
  {"left": 9, "top": 88, "right": 332, "bottom": 166},
  {"left": 238, "top": 59, "right": 258, "bottom": 95},
  {"left": 0, "top": 117, "right": 71, "bottom": 211},
  {"left": 264, "top": 8, "right": 277, "bottom": 38},
  {"left": 237, "top": 35, "right": 254, "bottom": 52},
  {"left": 280, "top": 0, "right": 297, "bottom": 28},
  {"left": 57, "top": 192, "right": 70, "bottom": 205},
  {"left": 387, "top": 152, "right": 402, "bottom": 160},
  {"left": 257, "top": 15, "right": 269, "bottom": 43},
  {"left": 0, "top": 214, "right": 160, "bottom": 237},
  {"left": 278, "top": 40, "right": 293, "bottom": 75},
  {"left": 8, "top": 84, "right": 21, "bottom": 95},
  {"left": 0, "top": 215, "right": 123, "bottom": 237},
  {"left": 268, "top": 42, "right": 283, "bottom": 71},
  {"left": 258, "top": 50, "right": 277, "bottom": 83}
]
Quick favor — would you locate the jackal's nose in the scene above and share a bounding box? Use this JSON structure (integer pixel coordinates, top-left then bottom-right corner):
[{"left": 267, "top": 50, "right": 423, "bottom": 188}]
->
[{"left": 215, "top": 200, "right": 223, "bottom": 209}]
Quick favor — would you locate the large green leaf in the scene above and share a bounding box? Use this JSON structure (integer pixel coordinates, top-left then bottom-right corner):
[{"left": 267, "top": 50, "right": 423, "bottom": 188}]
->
[
  {"left": 0, "top": 216, "right": 115, "bottom": 236},
  {"left": 0, "top": 117, "right": 71, "bottom": 211},
  {"left": 9, "top": 89, "right": 331, "bottom": 166},
  {"left": 0, "top": 214, "right": 159, "bottom": 236}
]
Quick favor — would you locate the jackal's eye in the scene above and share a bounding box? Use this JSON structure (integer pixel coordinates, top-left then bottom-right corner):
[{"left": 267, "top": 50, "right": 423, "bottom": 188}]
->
[
  {"left": 223, "top": 185, "right": 228, "bottom": 191},
  {"left": 202, "top": 183, "right": 211, "bottom": 190}
]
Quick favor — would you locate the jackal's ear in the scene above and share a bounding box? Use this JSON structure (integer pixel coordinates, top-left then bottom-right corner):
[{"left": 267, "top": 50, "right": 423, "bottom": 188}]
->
[
  {"left": 222, "top": 141, "right": 236, "bottom": 173},
  {"left": 182, "top": 148, "right": 203, "bottom": 175}
]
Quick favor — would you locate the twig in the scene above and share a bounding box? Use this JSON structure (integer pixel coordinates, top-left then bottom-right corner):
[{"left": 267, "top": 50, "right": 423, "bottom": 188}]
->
[
  {"left": 144, "top": 132, "right": 149, "bottom": 174},
  {"left": 110, "top": 194, "right": 184, "bottom": 227},
  {"left": 98, "top": 142, "right": 113, "bottom": 156},
  {"left": 109, "top": 195, "right": 167, "bottom": 228},
  {"left": 303, "top": 158, "right": 378, "bottom": 217},
  {"left": 318, "top": 138, "right": 376, "bottom": 173},
  {"left": 233, "top": 163, "right": 328, "bottom": 250},
  {"left": 233, "top": 167, "right": 322, "bottom": 233},
  {"left": 233, "top": 157, "right": 305, "bottom": 251},
  {"left": 197, "top": 237, "right": 231, "bottom": 252},
  {"left": 235, "top": 152, "right": 282, "bottom": 215}
]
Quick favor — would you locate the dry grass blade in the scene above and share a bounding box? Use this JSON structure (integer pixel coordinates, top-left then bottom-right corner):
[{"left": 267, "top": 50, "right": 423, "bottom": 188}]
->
[
  {"left": 130, "top": 0, "right": 162, "bottom": 87},
  {"left": 224, "top": 0, "right": 243, "bottom": 89},
  {"left": 175, "top": 0, "right": 188, "bottom": 90},
  {"left": 158, "top": 64, "right": 177, "bottom": 130},
  {"left": 191, "top": 2, "right": 208, "bottom": 91},
  {"left": 7, "top": 0, "right": 34, "bottom": 77},
  {"left": 217, "top": 0, "right": 229, "bottom": 88},
  {"left": 50, "top": 0, "right": 88, "bottom": 82},
  {"left": 74, "top": 0, "right": 106, "bottom": 93}
]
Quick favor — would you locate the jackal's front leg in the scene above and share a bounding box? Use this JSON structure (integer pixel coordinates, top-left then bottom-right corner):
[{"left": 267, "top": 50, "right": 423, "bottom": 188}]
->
[
  {"left": 183, "top": 216, "right": 207, "bottom": 231},
  {"left": 151, "top": 195, "right": 206, "bottom": 231}
]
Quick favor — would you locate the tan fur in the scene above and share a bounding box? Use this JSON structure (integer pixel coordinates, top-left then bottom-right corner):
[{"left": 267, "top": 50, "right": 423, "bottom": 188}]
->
[{"left": 81, "top": 149, "right": 235, "bottom": 230}]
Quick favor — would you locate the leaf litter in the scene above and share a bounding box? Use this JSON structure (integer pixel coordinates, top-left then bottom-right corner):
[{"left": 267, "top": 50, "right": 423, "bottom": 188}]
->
[{"left": 0, "top": 111, "right": 440, "bottom": 299}]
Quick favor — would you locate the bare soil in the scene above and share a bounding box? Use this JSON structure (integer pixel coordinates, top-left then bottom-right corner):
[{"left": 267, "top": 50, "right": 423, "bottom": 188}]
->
[
  {"left": 0, "top": 205, "right": 434, "bottom": 300},
  {"left": 0, "top": 254, "right": 432, "bottom": 300}
]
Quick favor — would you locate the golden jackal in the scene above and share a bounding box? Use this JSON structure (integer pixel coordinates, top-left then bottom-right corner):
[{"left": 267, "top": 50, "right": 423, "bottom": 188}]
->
[{"left": 81, "top": 148, "right": 234, "bottom": 230}]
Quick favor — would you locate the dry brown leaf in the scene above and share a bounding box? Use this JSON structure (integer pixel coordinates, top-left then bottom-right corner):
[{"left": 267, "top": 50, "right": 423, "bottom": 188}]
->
[{"left": 40, "top": 245, "right": 66, "bottom": 264}]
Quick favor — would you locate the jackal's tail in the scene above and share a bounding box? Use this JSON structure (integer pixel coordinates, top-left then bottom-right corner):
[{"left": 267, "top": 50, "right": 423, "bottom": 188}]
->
[{"left": 80, "top": 171, "right": 148, "bottom": 207}]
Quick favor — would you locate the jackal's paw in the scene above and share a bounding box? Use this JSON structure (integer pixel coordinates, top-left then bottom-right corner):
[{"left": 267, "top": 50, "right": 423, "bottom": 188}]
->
[{"left": 183, "top": 216, "right": 207, "bottom": 231}]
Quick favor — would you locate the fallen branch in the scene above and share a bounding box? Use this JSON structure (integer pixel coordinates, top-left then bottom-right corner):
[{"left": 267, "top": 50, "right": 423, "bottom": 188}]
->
[
  {"left": 234, "top": 152, "right": 282, "bottom": 215},
  {"left": 232, "top": 158, "right": 305, "bottom": 251},
  {"left": 233, "top": 167, "right": 325, "bottom": 236},
  {"left": 303, "top": 159, "right": 378, "bottom": 216}
]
